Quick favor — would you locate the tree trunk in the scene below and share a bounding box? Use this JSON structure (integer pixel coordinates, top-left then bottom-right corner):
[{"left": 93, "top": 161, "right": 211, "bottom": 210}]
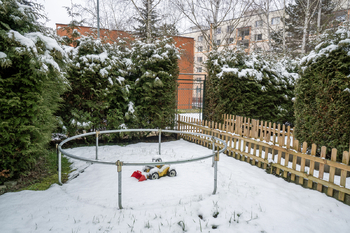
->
[
  {"left": 301, "top": 0, "right": 310, "bottom": 54},
  {"left": 147, "top": 0, "right": 151, "bottom": 43},
  {"left": 266, "top": 0, "right": 271, "bottom": 51},
  {"left": 283, "top": 0, "right": 286, "bottom": 56},
  {"left": 317, "top": 0, "right": 322, "bottom": 40},
  {"left": 212, "top": 0, "right": 221, "bottom": 51}
]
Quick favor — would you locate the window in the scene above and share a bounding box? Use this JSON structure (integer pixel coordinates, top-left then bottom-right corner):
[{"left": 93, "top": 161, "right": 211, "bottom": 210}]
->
[
  {"left": 238, "top": 41, "right": 249, "bottom": 48},
  {"left": 254, "top": 34, "right": 263, "bottom": 41},
  {"left": 238, "top": 28, "right": 249, "bottom": 39},
  {"left": 198, "top": 35, "right": 204, "bottom": 42},
  {"left": 254, "top": 47, "right": 262, "bottom": 52},
  {"left": 226, "top": 37, "right": 234, "bottom": 44},
  {"left": 197, "top": 57, "right": 203, "bottom": 62},
  {"left": 227, "top": 25, "right": 235, "bottom": 33},
  {"left": 207, "top": 45, "right": 210, "bottom": 51},
  {"left": 216, "top": 27, "right": 221, "bottom": 34},
  {"left": 216, "top": 39, "right": 221, "bottom": 45},
  {"left": 196, "top": 87, "right": 201, "bottom": 93},
  {"left": 255, "top": 20, "right": 263, "bottom": 27},
  {"left": 197, "top": 46, "right": 203, "bottom": 52},
  {"left": 197, "top": 67, "right": 202, "bottom": 73},
  {"left": 271, "top": 17, "right": 280, "bottom": 25}
]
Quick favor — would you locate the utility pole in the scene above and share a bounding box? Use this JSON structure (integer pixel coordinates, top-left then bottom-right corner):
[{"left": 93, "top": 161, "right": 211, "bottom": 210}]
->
[
  {"left": 97, "top": 0, "right": 100, "bottom": 38},
  {"left": 317, "top": 0, "right": 322, "bottom": 40}
]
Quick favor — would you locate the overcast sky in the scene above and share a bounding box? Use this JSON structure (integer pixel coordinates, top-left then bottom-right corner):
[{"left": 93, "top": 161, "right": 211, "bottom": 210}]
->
[{"left": 36, "top": 0, "right": 86, "bottom": 29}]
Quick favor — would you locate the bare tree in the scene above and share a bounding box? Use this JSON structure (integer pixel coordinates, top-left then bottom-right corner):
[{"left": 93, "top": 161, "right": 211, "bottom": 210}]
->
[
  {"left": 78, "top": 0, "right": 134, "bottom": 30},
  {"left": 172, "top": 0, "right": 252, "bottom": 51}
]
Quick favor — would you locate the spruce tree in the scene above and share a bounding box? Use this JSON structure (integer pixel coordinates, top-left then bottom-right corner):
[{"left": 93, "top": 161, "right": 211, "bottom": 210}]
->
[
  {"left": 133, "top": 0, "right": 160, "bottom": 41},
  {"left": 0, "top": 0, "right": 67, "bottom": 181}
]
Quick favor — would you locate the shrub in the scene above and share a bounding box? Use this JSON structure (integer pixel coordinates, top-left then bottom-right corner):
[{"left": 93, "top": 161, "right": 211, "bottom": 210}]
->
[
  {"left": 57, "top": 37, "right": 179, "bottom": 140},
  {"left": 204, "top": 49, "right": 297, "bottom": 124},
  {"left": 0, "top": 0, "right": 68, "bottom": 181},
  {"left": 128, "top": 38, "right": 179, "bottom": 130},
  {"left": 295, "top": 25, "right": 350, "bottom": 159}
]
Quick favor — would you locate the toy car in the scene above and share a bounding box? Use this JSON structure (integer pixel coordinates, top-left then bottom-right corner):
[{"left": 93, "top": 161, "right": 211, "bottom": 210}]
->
[{"left": 131, "top": 158, "right": 177, "bottom": 182}]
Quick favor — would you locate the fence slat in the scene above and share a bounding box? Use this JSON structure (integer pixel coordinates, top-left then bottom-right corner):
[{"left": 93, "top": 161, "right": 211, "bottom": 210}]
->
[
  {"left": 327, "top": 148, "right": 338, "bottom": 196},
  {"left": 308, "top": 144, "right": 317, "bottom": 188},
  {"left": 299, "top": 142, "right": 307, "bottom": 185},
  {"left": 317, "top": 146, "right": 326, "bottom": 192},
  {"left": 339, "top": 151, "right": 350, "bottom": 201},
  {"left": 291, "top": 140, "right": 299, "bottom": 182},
  {"left": 282, "top": 124, "right": 286, "bottom": 147},
  {"left": 177, "top": 117, "right": 350, "bottom": 202},
  {"left": 273, "top": 123, "right": 277, "bottom": 145}
]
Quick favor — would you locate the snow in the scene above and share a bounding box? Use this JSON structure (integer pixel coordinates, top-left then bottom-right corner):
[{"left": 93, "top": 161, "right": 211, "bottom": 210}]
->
[
  {"left": 0, "top": 52, "right": 6, "bottom": 59},
  {"left": 127, "top": 102, "right": 135, "bottom": 114},
  {"left": 2, "top": 139, "right": 350, "bottom": 233},
  {"left": 7, "top": 30, "right": 36, "bottom": 52},
  {"left": 26, "top": 32, "right": 65, "bottom": 53},
  {"left": 116, "top": 76, "right": 125, "bottom": 85}
]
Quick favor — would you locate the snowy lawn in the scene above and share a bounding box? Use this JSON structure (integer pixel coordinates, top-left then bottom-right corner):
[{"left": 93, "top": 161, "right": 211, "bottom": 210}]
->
[{"left": 1, "top": 139, "right": 349, "bottom": 233}]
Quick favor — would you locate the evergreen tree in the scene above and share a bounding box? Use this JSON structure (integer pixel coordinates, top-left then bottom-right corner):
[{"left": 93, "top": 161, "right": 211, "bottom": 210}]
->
[
  {"left": 133, "top": 0, "right": 160, "bottom": 41},
  {"left": 61, "top": 2, "right": 85, "bottom": 47},
  {"left": 295, "top": 25, "right": 350, "bottom": 160},
  {"left": 272, "top": 0, "right": 335, "bottom": 55},
  {"left": 204, "top": 49, "right": 297, "bottom": 124},
  {"left": 158, "top": 23, "right": 179, "bottom": 37},
  {"left": 0, "top": 0, "right": 67, "bottom": 181}
]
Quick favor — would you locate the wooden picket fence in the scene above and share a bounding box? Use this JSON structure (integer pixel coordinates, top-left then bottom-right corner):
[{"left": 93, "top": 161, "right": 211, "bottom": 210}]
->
[{"left": 177, "top": 114, "right": 350, "bottom": 203}]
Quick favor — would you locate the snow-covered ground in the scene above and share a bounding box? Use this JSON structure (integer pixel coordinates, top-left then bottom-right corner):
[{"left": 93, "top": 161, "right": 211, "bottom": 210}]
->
[{"left": 1, "top": 139, "right": 349, "bottom": 233}]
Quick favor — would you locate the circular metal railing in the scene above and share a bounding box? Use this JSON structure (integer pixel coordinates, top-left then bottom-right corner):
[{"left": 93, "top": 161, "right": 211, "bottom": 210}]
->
[{"left": 58, "top": 129, "right": 227, "bottom": 209}]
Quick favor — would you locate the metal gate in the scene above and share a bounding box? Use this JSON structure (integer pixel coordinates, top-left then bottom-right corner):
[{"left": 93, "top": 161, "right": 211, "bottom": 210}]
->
[{"left": 177, "top": 73, "right": 206, "bottom": 120}]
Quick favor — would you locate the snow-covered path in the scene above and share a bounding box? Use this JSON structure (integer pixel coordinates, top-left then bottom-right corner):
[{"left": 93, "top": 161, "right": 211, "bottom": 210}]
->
[{"left": 0, "top": 139, "right": 349, "bottom": 233}]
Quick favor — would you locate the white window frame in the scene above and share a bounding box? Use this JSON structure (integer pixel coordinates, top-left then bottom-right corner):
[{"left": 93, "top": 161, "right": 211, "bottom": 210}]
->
[
  {"left": 255, "top": 20, "right": 263, "bottom": 27},
  {"left": 271, "top": 17, "right": 280, "bottom": 25},
  {"left": 255, "top": 34, "right": 263, "bottom": 41}
]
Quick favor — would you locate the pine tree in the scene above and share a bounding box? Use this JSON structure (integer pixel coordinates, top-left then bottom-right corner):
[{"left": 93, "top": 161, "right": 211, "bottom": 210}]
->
[
  {"left": 0, "top": 0, "right": 67, "bottom": 181},
  {"left": 133, "top": 0, "right": 160, "bottom": 41}
]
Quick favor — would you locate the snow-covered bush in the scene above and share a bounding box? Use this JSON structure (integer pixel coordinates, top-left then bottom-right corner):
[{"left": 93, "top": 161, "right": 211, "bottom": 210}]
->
[
  {"left": 0, "top": 0, "right": 68, "bottom": 180},
  {"left": 58, "top": 36, "right": 129, "bottom": 139},
  {"left": 204, "top": 49, "right": 298, "bottom": 124},
  {"left": 128, "top": 38, "right": 179, "bottom": 130},
  {"left": 295, "top": 25, "right": 350, "bottom": 158},
  {"left": 58, "top": 37, "right": 179, "bottom": 139}
]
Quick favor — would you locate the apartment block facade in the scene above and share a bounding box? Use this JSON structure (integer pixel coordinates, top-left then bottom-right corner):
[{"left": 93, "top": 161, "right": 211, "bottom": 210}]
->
[{"left": 181, "top": 9, "right": 285, "bottom": 77}]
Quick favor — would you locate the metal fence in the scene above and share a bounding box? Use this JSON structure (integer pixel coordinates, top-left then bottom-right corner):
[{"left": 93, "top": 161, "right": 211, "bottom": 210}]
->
[
  {"left": 177, "top": 73, "right": 206, "bottom": 120},
  {"left": 58, "top": 129, "right": 227, "bottom": 209}
]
